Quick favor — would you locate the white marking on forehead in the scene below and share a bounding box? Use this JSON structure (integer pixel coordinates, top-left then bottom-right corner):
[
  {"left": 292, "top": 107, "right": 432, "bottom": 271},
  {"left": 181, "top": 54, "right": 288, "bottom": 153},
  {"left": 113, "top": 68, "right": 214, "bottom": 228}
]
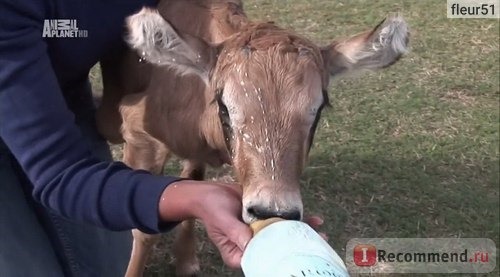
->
[
  {"left": 242, "top": 132, "right": 253, "bottom": 147},
  {"left": 223, "top": 76, "right": 283, "bottom": 182},
  {"left": 254, "top": 85, "right": 276, "bottom": 180}
]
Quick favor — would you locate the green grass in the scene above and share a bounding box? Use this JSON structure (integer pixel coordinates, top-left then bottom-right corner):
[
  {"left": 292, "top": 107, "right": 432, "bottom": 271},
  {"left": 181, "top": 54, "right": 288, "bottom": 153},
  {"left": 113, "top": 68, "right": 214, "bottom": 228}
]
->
[{"left": 92, "top": 0, "right": 499, "bottom": 276}]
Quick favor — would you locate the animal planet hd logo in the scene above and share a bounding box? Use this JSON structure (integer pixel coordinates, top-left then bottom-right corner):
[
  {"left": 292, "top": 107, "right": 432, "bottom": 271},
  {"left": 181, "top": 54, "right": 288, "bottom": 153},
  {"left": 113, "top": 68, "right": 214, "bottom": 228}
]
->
[{"left": 42, "top": 19, "right": 88, "bottom": 38}]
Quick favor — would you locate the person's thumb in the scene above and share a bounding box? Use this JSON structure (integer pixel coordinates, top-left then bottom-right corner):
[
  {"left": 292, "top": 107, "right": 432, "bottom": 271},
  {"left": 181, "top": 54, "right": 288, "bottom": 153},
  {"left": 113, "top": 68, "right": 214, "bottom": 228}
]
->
[{"left": 229, "top": 220, "right": 253, "bottom": 251}]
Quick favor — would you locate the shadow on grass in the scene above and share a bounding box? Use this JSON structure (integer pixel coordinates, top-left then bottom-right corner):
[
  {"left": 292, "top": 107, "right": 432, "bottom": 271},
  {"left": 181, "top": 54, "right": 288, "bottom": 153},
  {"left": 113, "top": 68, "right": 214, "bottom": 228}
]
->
[{"left": 302, "top": 149, "right": 499, "bottom": 275}]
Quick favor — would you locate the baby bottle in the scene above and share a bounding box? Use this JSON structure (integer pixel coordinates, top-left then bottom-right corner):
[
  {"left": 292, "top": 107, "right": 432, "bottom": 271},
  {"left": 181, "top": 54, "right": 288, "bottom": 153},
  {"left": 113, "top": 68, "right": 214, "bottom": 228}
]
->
[{"left": 241, "top": 218, "right": 350, "bottom": 277}]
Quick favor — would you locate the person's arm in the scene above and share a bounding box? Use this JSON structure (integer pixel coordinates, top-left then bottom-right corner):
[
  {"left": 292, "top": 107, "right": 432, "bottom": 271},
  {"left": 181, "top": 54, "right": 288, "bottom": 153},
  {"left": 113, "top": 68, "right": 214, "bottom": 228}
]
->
[
  {"left": 0, "top": 1, "right": 177, "bottom": 234},
  {"left": 0, "top": 2, "right": 254, "bottom": 267}
]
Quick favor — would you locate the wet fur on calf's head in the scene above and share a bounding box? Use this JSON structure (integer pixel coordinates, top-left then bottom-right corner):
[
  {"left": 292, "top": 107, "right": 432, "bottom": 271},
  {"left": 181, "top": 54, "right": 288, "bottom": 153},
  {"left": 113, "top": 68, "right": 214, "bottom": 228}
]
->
[
  {"left": 211, "top": 22, "right": 329, "bottom": 90},
  {"left": 209, "top": 23, "right": 329, "bottom": 185}
]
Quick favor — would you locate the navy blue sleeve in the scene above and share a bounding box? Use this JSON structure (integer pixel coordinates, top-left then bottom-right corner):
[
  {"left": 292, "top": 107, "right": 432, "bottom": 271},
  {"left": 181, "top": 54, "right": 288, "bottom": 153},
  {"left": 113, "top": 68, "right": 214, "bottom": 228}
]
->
[{"left": 0, "top": 1, "right": 178, "bottom": 234}]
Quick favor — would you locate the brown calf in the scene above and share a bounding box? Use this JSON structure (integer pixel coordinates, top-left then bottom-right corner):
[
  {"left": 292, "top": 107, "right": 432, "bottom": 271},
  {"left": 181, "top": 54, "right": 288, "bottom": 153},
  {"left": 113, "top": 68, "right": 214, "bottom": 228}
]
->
[{"left": 96, "top": 0, "right": 409, "bottom": 275}]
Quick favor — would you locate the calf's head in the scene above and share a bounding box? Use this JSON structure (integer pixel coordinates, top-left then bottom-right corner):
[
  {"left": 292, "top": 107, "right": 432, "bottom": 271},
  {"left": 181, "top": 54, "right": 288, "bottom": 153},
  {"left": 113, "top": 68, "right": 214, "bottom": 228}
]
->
[{"left": 126, "top": 8, "right": 409, "bottom": 223}]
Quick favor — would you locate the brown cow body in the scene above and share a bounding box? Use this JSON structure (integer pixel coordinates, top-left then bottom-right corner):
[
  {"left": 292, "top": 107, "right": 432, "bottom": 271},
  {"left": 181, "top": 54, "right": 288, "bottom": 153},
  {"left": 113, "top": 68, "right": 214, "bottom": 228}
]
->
[{"left": 96, "top": 0, "right": 409, "bottom": 275}]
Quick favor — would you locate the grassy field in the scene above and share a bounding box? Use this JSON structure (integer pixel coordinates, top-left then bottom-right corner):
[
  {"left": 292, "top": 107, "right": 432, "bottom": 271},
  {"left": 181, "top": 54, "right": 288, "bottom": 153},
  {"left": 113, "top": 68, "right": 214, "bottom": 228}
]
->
[{"left": 91, "top": 0, "right": 499, "bottom": 276}]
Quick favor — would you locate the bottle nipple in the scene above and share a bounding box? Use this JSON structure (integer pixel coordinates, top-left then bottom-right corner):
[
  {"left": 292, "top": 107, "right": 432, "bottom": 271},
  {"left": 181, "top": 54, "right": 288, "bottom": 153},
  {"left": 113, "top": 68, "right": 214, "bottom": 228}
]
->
[{"left": 249, "top": 217, "right": 285, "bottom": 235}]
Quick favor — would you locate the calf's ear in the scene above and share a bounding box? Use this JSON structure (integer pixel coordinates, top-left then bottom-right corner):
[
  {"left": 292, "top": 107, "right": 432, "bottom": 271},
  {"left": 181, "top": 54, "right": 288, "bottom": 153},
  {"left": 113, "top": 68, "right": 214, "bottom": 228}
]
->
[
  {"left": 322, "top": 15, "right": 409, "bottom": 78},
  {"left": 126, "top": 8, "right": 217, "bottom": 83}
]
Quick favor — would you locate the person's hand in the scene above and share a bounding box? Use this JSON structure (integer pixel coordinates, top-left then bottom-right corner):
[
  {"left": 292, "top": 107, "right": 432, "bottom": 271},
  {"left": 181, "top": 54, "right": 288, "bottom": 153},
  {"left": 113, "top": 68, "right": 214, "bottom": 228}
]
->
[
  {"left": 304, "top": 215, "right": 328, "bottom": 241},
  {"left": 158, "top": 180, "right": 252, "bottom": 268},
  {"left": 158, "top": 180, "right": 327, "bottom": 268},
  {"left": 194, "top": 183, "right": 253, "bottom": 268}
]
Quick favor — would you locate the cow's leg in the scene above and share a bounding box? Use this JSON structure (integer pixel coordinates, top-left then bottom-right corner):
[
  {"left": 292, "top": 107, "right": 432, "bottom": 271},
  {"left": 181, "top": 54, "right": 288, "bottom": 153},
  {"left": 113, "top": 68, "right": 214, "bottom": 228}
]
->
[
  {"left": 126, "top": 229, "right": 161, "bottom": 277},
  {"left": 123, "top": 139, "right": 170, "bottom": 277},
  {"left": 173, "top": 160, "right": 205, "bottom": 276},
  {"left": 124, "top": 139, "right": 170, "bottom": 277},
  {"left": 120, "top": 110, "right": 171, "bottom": 277}
]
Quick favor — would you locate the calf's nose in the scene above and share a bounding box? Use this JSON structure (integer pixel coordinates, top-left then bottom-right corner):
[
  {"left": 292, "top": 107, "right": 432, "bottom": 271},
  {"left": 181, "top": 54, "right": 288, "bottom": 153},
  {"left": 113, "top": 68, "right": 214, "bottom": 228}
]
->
[{"left": 247, "top": 205, "right": 301, "bottom": 221}]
